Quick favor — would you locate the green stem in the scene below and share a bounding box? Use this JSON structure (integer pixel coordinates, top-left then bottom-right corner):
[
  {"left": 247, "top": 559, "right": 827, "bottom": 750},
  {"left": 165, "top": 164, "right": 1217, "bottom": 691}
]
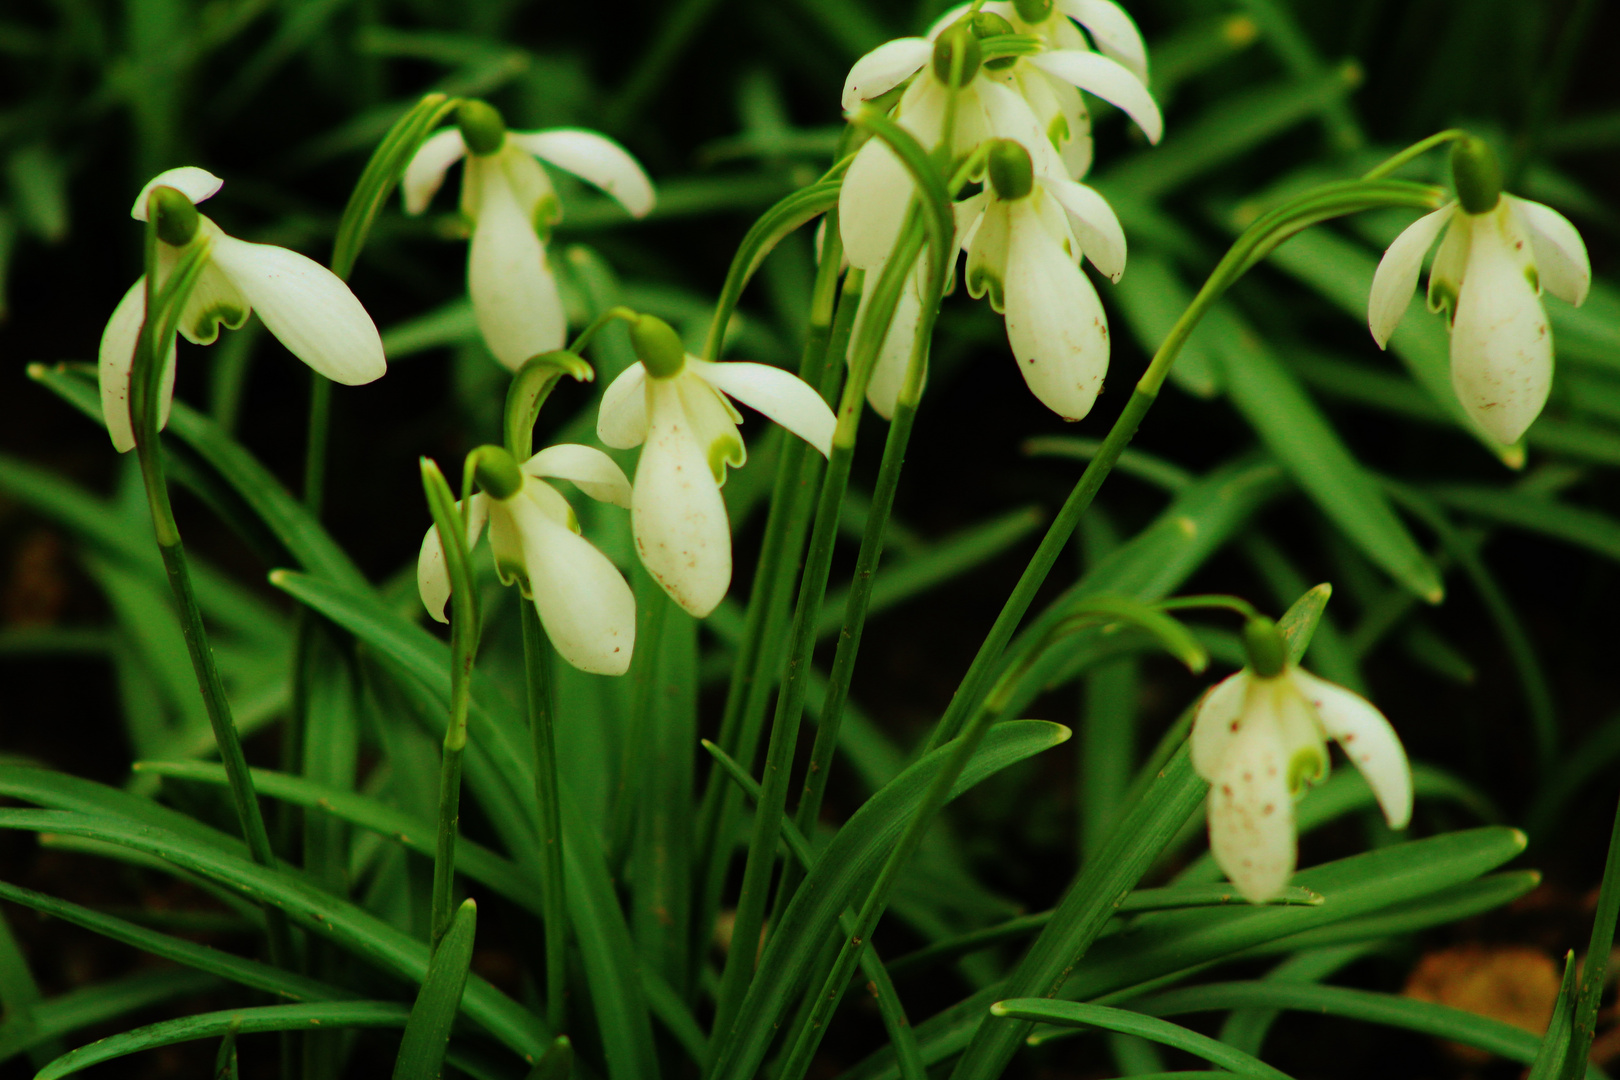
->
[
  {"left": 429, "top": 722, "right": 466, "bottom": 951},
  {"left": 303, "top": 375, "right": 333, "bottom": 514},
  {"left": 521, "top": 604, "right": 568, "bottom": 1034},
  {"left": 1361, "top": 129, "right": 1465, "bottom": 181}
]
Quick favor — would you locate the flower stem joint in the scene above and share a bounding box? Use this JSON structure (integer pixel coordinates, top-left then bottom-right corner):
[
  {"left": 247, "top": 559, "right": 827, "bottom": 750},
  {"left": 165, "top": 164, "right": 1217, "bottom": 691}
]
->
[
  {"left": 932, "top": 21, "right": 982, "bottom": 86},
  {"left": 985, "top": 140, "right": 1034, "bottom": 202},
  {"left": 148, "top": 187, "right": 200, "bottom": 247},
  {"left": 457, "top": 100, "right": 508, "bottom": 157},
  {"left": 1449, "top": 136, "right": 1502, "bottom": 216},
  {"left": 629, "top": 314, "right": 687, "bottom": 380},
  {"left": 470, "top": 444, "right": 523, "bottom": 501}
]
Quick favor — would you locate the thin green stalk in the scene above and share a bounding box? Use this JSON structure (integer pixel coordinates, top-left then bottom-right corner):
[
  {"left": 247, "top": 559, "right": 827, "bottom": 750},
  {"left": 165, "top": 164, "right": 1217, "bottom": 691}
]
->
[
  {"left": 430, "top": 725, "right": 467, "bottom": 950},
  {"left": 303, "top": 376, "right": 333, "bottom": 514},
  {"left": 609, "top": 579, "right": 666, "bottom": 869},
  {"left": 521, "top": 604, "right": 568, "bottom": 1035}
]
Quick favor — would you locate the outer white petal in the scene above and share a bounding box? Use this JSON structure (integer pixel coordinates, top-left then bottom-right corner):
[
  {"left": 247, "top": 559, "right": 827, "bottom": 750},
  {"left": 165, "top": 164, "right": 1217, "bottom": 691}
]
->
[
  {"left": 416, "top": 495, "right": 489, "bottom": 624},
  {"left": 508, "top": 130, "right": 655, "bottom": 219},
  {"left": 1367, "top": 203, "right": 1455, "bottom": 348},
  {"left": 853, "top": 267, "right": 927, "bottom": 420},
  {"left": 1043, "top": 176, "right": 1126, "bottom": 281},
  {"left": 1029, "top": 50, "right": 1163, "bottom": 144},
  {"left": 1450, "top": 212, "right": 1553, "bottom": 445},
  {"left": 1208, "top": 713, "right": 1298, "bottom": 903},
  {"left": 923, "top": 2, "right": 976, "bottom": 38},
  {"left": 688, "top": 358, "right": 836, "bottom": 458},
  {"left": 1189, "top": 670, "right": 1251, "bottom": 780},
  {"left": 839, "top": 121, "right": 918, "bottom": 270},
  {"left": 1003, "top": 201, "right": 1110, "bottom": 421},
  {"left": 207, "top": 234, "right": 386, "bottom": 384},
  {"left": 633, "top": 378, "right": 733, "bottom": 617},
  {"left": 524, "top": 444, "right": 633, "bottom": 507},
  {"left": 599, "top": 363, "right": 651, "bottom": 449},
  {"left": 506, "top": 492, "right": 636, "bottom": 675},
  {"left": 465, "top": 156, "right": 567, "bottom": 369},
  {"left": 1290, "top": 669, "right": 1412, "bottom": 830},
  {"left": 977, "top": 79, "right": 1064, "bottom": 177},
  {"left": 1511, "top": 196, "right": 1591, "bottom": 308},
  {"left": 1059, "top": 0, "right": 1149, "bottom": 83},
  {"left": 841, "top": 38, "right": 932, "bottom": 111},
  {"left": 98, "top": 278, "right": 178, "bottom": 454},
  {"left": 402, "top": 129, "right": 468, "bottom": 216},
  {"left": 131, "top": 167, "right": 223, "bottom": 219}
]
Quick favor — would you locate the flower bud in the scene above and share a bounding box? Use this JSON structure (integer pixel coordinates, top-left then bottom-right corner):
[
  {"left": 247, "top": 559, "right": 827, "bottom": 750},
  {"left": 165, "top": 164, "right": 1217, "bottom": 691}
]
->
[
  {"left": 986, "top": 139, "right": 1034, "bottom": 201},
  {"left": 932, "top": 21, "right": 982, "bottom": 87},
  {"left": 457, "top": 100, "right": 508, "bottom": 157},
  {"left": 471, "top": 444, "right": 524, "bottom": 501},
  {"left": 630, "top": 314, "right": 687, "bottom": 380},
  {"left": 1012, "top": 0, "right": 1054, "bottom": 22},
  {"left": 1450, "top": 135, "right": 1502, "bottom": 216},
  {"left": 1241, "top": 616, "right": 1287, "bottom": 679},
  {"left": 149, "top": 187, "right": 200, "bottom": 247}
]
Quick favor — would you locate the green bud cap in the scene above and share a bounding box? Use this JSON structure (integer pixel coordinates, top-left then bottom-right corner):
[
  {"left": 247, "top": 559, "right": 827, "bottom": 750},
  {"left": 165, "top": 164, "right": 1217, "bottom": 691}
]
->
[
  {"left": 932, "top": 22, "right": 982, "bottom": 87},
  {"left": 1242, "top": 616, "right": 1288, "bottom": 679},
  {"left": 1450, "top": 135, "right": 1502, "bottom": 215},
  {"left": 986, "top": 139, "right": 1034, "bottom": 201},
  {"left": 458, "top": 100, "right": 507, "bottom": 157},
  {"left": 1012, "top": 0, "right": 1054, "bottom": 22},
  {"left": 630, "top": 314, "right": 687, "bottom": 380},
  {"left": 968, "top": 11, "right": 1014, "bottom": 36},
  {"left": 471, "top": 444, "right": 523, "bottom": 501},
  {"left": 149, "top": 187, "right": 200, "bottom": 247}
]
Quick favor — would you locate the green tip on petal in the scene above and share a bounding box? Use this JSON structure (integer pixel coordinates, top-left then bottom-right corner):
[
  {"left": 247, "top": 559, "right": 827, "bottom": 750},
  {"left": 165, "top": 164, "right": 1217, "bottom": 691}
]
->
[
  {"left": 458, "top": 99, "right": 508, "bottom": 157},
  {"left": 149, "top": 187, "right": 200, "bottom": 247},
  {"left": 1012, "top": 0, "right": 1053, "bottom": 22},
  {"left": 1287, "top": 745, "right": 1327, "bottom": 794},
  {"left": 932, "top": 21, "right": 982, "bottom": 87},
  {"left": 986, "top": 139, "right": 1034, "bottom": 201},
  {"left": 470, "top": 444, "right": 523, "bottom": 500},
  {"left": 1450, "top": 135, "right": 1502, "bottom": 216},
  {"left": 629, "top": 314, "right": 687, "bottom": 380},
  {"left": 1242, "top": 616, "right": 1287, "bottom": 678}
]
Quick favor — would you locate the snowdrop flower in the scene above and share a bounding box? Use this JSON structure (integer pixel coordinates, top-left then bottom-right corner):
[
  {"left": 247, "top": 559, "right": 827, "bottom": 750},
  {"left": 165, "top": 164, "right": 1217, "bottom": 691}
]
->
[
  {"left": 402, "top": 100, "right": 655, "bottom": 370},
  {"left": 1191, "top": 618, "right": 1412, "bottom": 902},
  {"left": 597, "top": 315, "right": 837, "bottom": 617},
  {"left": 1368, "top": 136, "right": 1590, "bottom": 445},
  {"left": 98, "top": 168, "right": 386, "bottom": 453},
  {"left": 418, "top": 444, "right": 636, "bottom": 676}
]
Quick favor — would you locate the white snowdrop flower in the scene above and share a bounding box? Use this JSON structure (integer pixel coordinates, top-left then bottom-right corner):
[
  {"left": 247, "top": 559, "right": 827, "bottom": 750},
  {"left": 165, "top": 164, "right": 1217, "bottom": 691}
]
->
[
  {"left": 1368, "top": 136, "right": 1590, "bottom": 445},
  {"left": 597, "top": 315, "right": 837, "bottom": 618},
  {"left": 401, "top": 100, "right": 655, "bottom": 370},
  {"left": 98, "top": 167, "right": 386, "bottom": 453},
  {"left": 418, "top": 443, "right": 636, "bottom": 676},
  {"left": 1191, "top": 618, "right": 1413, "bottom": 903}
]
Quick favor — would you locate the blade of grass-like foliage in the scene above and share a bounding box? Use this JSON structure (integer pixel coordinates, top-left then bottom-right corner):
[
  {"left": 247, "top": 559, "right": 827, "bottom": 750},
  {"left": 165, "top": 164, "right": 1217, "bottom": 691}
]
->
[
  {"left": 0, "top": 969, "right": 219, "bottom": 1064},
  {"left": 1217, "top": 944, "right": 1380, "bottom": 1056},
  {"left": 1242, "top": 535, "right": 1365, "bottom": 691},
  {"left": 36, "top": 1001, "right": 413, "bottom": 1080},
  {"left": 0, "top": 902, "right": 58, "bottom": 1069},
  {"left": 1427, "top": 484, "right": 1620, "bottom": 563},
  {"left": 1236, "top": 0, "right": 1363, "bottom": 149},
  {"left": 990, "top": 999, "right": 1293, "bottom": 1080},
  {"left": 1022, "top": 437, "right": 1195, "bottom": 492},
  {"left": 1559, "top": 794, "right": 1620, "bottom": 1080},
  {"left": 1533, "top": 952, "right": 1580, "bottom": 1080},
  {"left": 393, "top": 899, "right": 477, "bottom": 1080},
  {"left": 0, "top": 764, "right": 245, "bottom": 852},
  {"left": 1111, "top": 253, "right": 1222, "bottom": 398}
]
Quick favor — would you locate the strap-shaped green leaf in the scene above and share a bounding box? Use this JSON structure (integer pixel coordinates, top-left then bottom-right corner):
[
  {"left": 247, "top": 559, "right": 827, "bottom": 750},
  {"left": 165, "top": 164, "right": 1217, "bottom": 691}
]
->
[{"left": 393, "top": 898, "right": 477, "bottom": 1080}]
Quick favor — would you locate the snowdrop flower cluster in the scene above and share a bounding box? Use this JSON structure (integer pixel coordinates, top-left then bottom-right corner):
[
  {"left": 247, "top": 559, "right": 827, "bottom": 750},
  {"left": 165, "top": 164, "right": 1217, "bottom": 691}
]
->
[
  {"left": 1369, "top": 136, "right": 1591, "bottom": 445},
  {"left": 402, "top": 100, "right": 655, "bottom": 370},
  {"left": 1191, "top": 618, "right": 1413, "bottom": 902},
  {"left": 99, "top": 167, "right": 387, "bottom": 452}
]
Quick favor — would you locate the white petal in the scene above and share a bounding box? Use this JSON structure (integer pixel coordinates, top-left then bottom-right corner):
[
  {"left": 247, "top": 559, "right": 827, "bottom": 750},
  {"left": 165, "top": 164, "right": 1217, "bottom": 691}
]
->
[
  {"left": 1189, "top": 670, "right": 1251, "bottom": 780},
  {"left": 1427, "top": 211, "right": 1472, "bottom": 323},
  {"left": 524, "top": 444, "right": 633, "bottom": 507},
  {"left": 131, "top": 167, "right": 223, "bottom": 220},
  {"left": 1059, "top": 0, "right": 1149, "bottom": 83},
  {"left": 401, "top": 129, "right": 468, "bottom": 216},
  {"left": 839, "top": 125, "right": 917, "bottom": 270},
  {"left": 1511, "top": 196, "right": 1591, "bottom": 308},
  {"left": 506, "top": 491, "right": 636, "bottom": 675},
  {"left": 598, "top": 363, "right": 651, "bottom": 449},
  {"left": 1043, "top": 177, "right": 1126, "bottom": 281},
  {"left": 508, "top": 130, "right": 655, "bottom": 219},
  {"left": 632, "top": 378, "right": 733, "bottom": 618},
  {"left": 923, "top": 3, "right": 975, "bottom": 39},
  {"left": 98, "top": 278, "right": 178, "bottom": 454},
  {"left": 1450, "top": 210, "right": 1553, "bottom": 445},
  {"left": 1290, "top": 669, "right": 1412, "bottom": 830},
  {"left": 976, "top": 79, "right": 1064, "bottom": 177},
  {"left": 1003, "top": 201, "right": 1109, "bottom": 421},
  {"left": 841, "top": 38, "right": 932, "bottom": 111},
  {"left": 207, "top": 234, "right": 386, "bottom": 385},
  {"left": 688, "top": 358, "right": 836, "bottom": 458},
  {"left": 852, "top": 266, "right": 928, "bottom": 420},
  {"left": 416, "top": 494, "right": 489, "bottom": 624},
  {"left": 1367, "top": 203, "right": 1455, "bottom": 348},
  {"left": 1029, "top": 50, "right": 1163, "bottom": 145},
  {"left": 1208, "top": 714, "right": 1298, "bottom": 903},
  {"left": 465, "top": 156, "right": 566, "bottom": 369}
]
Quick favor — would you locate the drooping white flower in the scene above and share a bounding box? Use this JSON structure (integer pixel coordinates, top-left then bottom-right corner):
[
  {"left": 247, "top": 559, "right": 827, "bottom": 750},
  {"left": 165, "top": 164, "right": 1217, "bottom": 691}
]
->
[
  {"left": 418, "top": 443, "right": 636, "bottom": 676},
  {"left": 1367, "top": 137, "right": 1590, "bottom": 445},
  {"left": 402, "top": 100, "right": 655, "bottom": 370},
  {"left": 597, "top": 315, "right": 837, "bottom": 617},
  {"left": 98, "top": 167, "right": 386, "bottom": 453},
  {"left": 1191, "top": 619, "right": 1412, "bottom": 902}
]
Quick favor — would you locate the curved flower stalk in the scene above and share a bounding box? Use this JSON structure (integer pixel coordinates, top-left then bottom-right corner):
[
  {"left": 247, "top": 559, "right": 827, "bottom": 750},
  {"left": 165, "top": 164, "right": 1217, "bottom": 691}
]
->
[
  {"left": 402, "top": 99, "right": 655, "bottom": 370},
  {"left": 597, "top": 315, "right": 837, "bottom": 617},
  {"left": 418, "top": 443, "right": 636, "bottom": 676},
  {"left": 1191, "top": 617, "right": 1413, "bottom": 902},
  {"left": 1368, "top": 136, "right": 1590, "bottom": 445},
  {"left": 98, "top": 167, "right": 386, "bottom": 453}
]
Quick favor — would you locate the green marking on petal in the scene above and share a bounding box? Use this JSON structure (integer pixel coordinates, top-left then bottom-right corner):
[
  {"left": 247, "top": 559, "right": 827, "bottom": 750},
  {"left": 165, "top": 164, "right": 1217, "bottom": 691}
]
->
[
  {"left": 1427, "top": 281, "right": 1459, "bottom": 326},
  {"left": 533, "top": 193, "right": 561, "bottom": 241},
  {"left": 1287, "top": 745, "right": 1328, "bottom": 794},
  {"left": 187, "top": 304, "right": 248, "bottom": 345},
  {"left": 1525, "top": 265, "right": 1541, "bottom": 293},
  {"left": 495, "top": 555, "right": 528, "bottom": 593},
  {"left": 708, "top": 433, "right": 744, "bottom": 484},
  {"left": 968, "top": 264, "right": 1005, "bottom": 312},
  {"left": 1048, "top": 113, "right": 1070, "bottom": 150}
]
